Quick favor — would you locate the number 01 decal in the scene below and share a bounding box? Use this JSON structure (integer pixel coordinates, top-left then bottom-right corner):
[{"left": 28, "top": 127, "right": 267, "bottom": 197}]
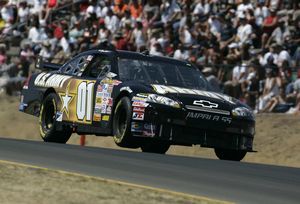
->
[{"left": 77, "top": 82, "right": 94, "bottom": 121}]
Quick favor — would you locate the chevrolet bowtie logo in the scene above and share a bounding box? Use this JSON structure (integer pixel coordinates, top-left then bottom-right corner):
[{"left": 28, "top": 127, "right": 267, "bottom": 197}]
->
[{"left": 193, "top": 100, "right": 218, "bottom": 108}]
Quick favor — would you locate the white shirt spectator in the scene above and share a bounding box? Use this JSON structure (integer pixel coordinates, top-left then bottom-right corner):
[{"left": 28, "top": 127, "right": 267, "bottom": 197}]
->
[
  {"left": 59, "top": 37, "right": 70, "bottom": 54},
  {"left": 278, "top": 50, "right": 291, "bottom": 66},
  {"left": 173, "top": 49, "right": 189, "bottom": 60},
  {"left": 95, "top": 5, "right": 102, "bottom": 18},
  {"left": 161, "top": 0, "right": 181, "bottom": 23},
  {"left": 193, "top": 1, "right": 210, "bottom": 16},
  {"left": 232, "top": 64, "right": 247, "bottom": 82},
  {"left": 28, "top": 26, "right": 40, "bottom": 43},
  {"left": 254, "top": 5, "right": 269, "bottom": 26},
  {"left": 237, "top": 2, "right": 253, "bottom": 17},
  {"left": 208, "top": 17, "right": 221, "bottom": 36},
  {"left": 132, "top": 29, "right": 146, "bottom": 49},
  {"left": 261, "top": 52, "right": 279, "bottom": 65},
  {"left": 104, "top": 15, "right": 119, "bottom": 33},
  {"left": 237, "top": 23, "right": 252, "bottom": 45},
  {"left": 86, "top": 5, "right": 96, "bottom": 17},
  {"left": 29, "top": 0, "right": 46, "bottom": 14},
  {"left": 18, "top": 6, "right": 29, "bottom": 23},
  {"left": 1, "top": 5, "right": 14, "bottom": 22},
  {"left": 181, "top": 28, "right": 193, "bottom": 46},
  {"left": 39, "top": 47, "right": 52, "bottom": 61},
  {"left": 270, "top": 27, "right": 290, "bottom": 46},
  {"left": 270, "top": 0, "right": 281, "bottom": 10}
]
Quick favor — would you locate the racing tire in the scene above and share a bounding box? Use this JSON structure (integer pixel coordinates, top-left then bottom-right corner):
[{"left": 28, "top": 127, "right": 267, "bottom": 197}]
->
[
  {"left": 113, "top": 97, "right": 139, "bottom": 148},
  {"left": 141, "top": 141, "right": 170, "bottom": 154},
  {"left": 39, "top": 93, "right": 72, "bottom": 143},
  {"left": 214, "top": 148, "right": 247, "bottom": 161}
]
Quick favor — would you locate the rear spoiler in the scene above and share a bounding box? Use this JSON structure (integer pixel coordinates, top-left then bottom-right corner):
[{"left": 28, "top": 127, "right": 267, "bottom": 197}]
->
[{"left": 35, "top": 57, "right": 62, "bottom": 71}]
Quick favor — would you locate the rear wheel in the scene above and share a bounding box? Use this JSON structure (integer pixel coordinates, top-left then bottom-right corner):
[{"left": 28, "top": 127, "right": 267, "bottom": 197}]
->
[
  {"left": 39, "top": 93, "right": 72, "bottom": 143},
  {"left": 141, "top": 141, "right": 170, "bottom": 154},
  {"left": 214, "top": 148, "right": 247, "bottom": 161},
  {"left": 113, "top": 97, "right": 139, "bottom": 148}
]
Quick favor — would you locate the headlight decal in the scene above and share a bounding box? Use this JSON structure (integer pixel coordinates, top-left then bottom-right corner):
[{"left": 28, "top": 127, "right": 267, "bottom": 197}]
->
[
  {"left": 133, "top": 93, "right": 180, "bottom": 108},
  {"left": 232, "top": 107, "right": 254, "bottom": 118},
  {"left": 146, "top": 94, "right": 180, "bottom": 108}
]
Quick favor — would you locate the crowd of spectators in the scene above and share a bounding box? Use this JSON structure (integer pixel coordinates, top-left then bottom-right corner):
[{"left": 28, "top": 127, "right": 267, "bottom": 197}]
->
[{"left": 0, "top": 0, "right": 300, "bottom": 114}]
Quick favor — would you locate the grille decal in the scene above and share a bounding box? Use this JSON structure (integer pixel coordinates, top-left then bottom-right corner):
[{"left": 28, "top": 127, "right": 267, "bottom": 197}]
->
[{"left": 185, "top": 105, "right": 230, "bottom": 115}]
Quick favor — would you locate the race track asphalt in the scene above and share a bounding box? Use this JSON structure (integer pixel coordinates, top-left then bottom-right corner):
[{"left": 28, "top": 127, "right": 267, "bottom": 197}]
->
[{"left": 0, "top": 137, "right": 299, "bottom": 203}]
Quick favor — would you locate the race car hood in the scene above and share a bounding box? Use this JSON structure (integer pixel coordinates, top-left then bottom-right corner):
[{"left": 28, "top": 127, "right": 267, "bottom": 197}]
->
[{"left": 150, "top": 84, "right": 238, "bottom": 112}]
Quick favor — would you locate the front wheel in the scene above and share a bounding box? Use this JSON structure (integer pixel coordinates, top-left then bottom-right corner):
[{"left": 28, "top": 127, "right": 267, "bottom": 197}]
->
[
  {"left": 113, "top": 97, "right": 139, "bottom": 148},
  {"left": 214, "top": 148, "right": 247, "bottom": 161},
  {"left": 39, "top": 93, "right": 72, "bottom": 143},
  {"left": 141, "top": 141, "right": 170, "bottom": 154}
]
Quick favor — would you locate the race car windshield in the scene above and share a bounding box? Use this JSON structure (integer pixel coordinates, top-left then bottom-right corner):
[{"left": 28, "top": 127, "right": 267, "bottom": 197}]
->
[{"left": 118, "top": 58, "right": 208, "bottom": 90}]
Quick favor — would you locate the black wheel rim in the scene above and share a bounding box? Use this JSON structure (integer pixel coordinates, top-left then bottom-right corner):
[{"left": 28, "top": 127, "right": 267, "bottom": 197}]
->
[
  {"left": 43, "top": 100, "right": 55, "bottom": 131},
  {"left": 116, "top": 107, "right": 127, "bottom": 138}
]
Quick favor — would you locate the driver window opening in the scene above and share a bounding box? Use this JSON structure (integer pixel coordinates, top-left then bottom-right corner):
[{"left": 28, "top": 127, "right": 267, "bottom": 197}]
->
[{"left": 85, "top": 56, "right": 111, "bottom": 78}]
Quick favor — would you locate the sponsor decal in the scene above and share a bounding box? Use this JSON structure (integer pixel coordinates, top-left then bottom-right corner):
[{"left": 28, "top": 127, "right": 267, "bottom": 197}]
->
[
  {"left": 186, "top": 112, "right": 232, "bottom": 124},
  {"left": 102, "top": 115, "right": 110, "bottom": 121},
  {"left": 132, "top": 101, "right": 149, "bottom": 107},
  {"left": 143, "top": 123, "right": 156, "bottom": 137},
  {"left": 106, "top": 106, "right": 112, "bottom": 114},
  {"left": 94, "top": 107, "right": 101, "bottom": 114},
  {"left": 133, "top": 107, "right": 145, "bottom": 112},
  {"left": 56, "top": 111, "right": 63, "bottom": 122},
  {"left": 101, "top": 105, "right": 107, "bottom": 114},
  {"left": 152, "top": 84, "right": 235, "bottom": 104},
  {"left": 96, "top": 97, "right": 102, "bottom": 104},
  {"left": 143, "top": 130, "right": 155, "bottom": 137},
  {"left": 132, "top": 112, "right": 144, "bottom": 120},
  {"left": 94, "top": 83, "right": 114, "bottom": 121},
  {"left": 144, "top": 123, "right": 156, "bottom": 131},
  {"left": 131, "top": 122, "right": 143, "bottom": 132},
  {"left": 59, "top": 83, "right": 75, "bottom": 118},
  {"left": 34, "top": 73, "right": 72, "bottom": 88},
  {"left": 108, "top": 85, "right": 114, "bottom": 93},
  {"left": 193, "top": 100, "right": 218, "bottom": 108},
  {"left": 120, "top": 86, "right": 133, "bottom": 93},
  {"left": 57, "top": 79, "right": 95, "bottom": 124},
  {"left": 132, "top": 96, "right": 147, "bottom": 102},
  {"left": 108, "top": 98, "right": 113, "bottom": 106},
  {"left": 136, "top": 93, "right": 148, "bottom": 98},
  {"left": 97, "top": 85, "right": 103, "bottom": 92},
  {"left": 93, "top": 114, "right": 101, "bottom": 122},
  {"left": 101, "top": 97, "right": 110, "bottom": 104}
]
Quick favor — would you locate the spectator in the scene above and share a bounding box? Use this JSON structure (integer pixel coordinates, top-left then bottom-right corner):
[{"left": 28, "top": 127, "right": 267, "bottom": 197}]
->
[
  {"left": 202, "top": 67, "right": 221, "bottom": 93},
  {"left": 129, "top": 0, "right": 143, "bottom": 19},
  {"left": 131, "top": 20, "right": 146, "bottom": 51},
  {"left": 105, "top": 9, "right": 119, "bottom": 33},
  {"left": 261, "top": 8, "right": 279, "bottom": 48},
  {"left": 257, "top": 68, "right": 280, "bottom": 112}
]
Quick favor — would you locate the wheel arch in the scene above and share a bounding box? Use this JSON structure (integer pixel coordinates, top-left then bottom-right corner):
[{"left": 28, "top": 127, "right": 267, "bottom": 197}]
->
[{"left": 43, "top": 87, "right": 57, "bottom": 100}]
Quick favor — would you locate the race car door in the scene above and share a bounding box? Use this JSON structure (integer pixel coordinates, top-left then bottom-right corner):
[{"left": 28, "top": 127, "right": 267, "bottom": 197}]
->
[{"left": 57, "top": 53, "right": 112, "bottom": 125}]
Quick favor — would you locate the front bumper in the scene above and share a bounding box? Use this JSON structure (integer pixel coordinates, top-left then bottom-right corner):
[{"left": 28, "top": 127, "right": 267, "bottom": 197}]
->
[{"left": 131, "top": 103, "right": 255, "bottom": 151}]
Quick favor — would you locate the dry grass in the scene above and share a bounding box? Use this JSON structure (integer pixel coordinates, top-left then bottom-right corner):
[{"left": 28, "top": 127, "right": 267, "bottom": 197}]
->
[{"left": 0, "top": 161, "right": 226, "bottom": 204}]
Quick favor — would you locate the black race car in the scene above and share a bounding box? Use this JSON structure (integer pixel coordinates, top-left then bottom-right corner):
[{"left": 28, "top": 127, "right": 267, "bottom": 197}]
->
[{"left": 19, "top": 49, "right": 255, "bottom": 161}]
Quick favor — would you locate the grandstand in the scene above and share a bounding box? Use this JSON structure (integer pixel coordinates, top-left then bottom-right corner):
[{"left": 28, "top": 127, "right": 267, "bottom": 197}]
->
[{"left": 0, "top": 0, "right": 299, "bottom": 113}]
